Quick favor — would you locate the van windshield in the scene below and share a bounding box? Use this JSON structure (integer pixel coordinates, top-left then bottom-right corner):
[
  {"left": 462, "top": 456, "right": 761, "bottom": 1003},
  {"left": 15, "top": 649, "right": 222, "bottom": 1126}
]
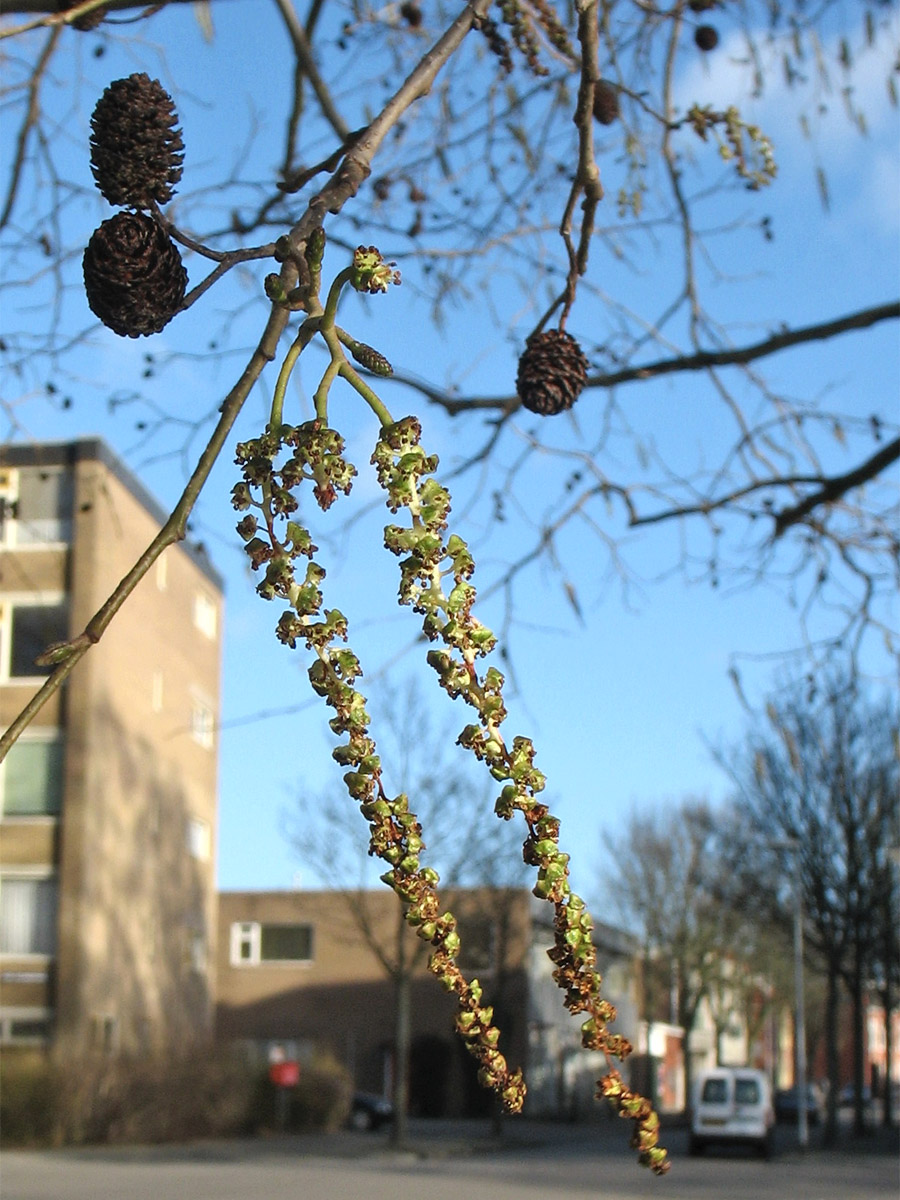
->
[
  {"left": 735, "top": 1078, "right": 761, "bottom": 1104},
  {"left": 701, "top": 1079, "right": 728, "bottom": 1103}
]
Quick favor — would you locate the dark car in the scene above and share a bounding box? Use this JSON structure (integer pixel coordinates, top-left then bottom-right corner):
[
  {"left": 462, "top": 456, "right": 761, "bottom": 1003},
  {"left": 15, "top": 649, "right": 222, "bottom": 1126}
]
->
[
  {"left": 349, "top": 1091, "right": 394, "bottom": 1131},
  {"left": 838, "top": 1084, "right": 872, "bottom": 1108},
  {"left": 774, "top": 1086, "right": 822, "bottom": 1125}
]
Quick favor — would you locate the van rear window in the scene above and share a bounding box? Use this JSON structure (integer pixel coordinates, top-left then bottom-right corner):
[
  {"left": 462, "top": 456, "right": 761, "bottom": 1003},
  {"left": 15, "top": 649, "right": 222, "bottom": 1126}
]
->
[
  {"left": 701, "top": 1079, "right": 728, "bottom": 1103},
  {"left": 735, "top": 1078, "right": 761, "bottom": 1104}
]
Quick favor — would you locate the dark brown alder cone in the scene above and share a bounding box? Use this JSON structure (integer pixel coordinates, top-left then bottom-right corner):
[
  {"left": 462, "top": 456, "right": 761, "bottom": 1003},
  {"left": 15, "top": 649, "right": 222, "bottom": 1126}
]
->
[
  {"left": 695, "top": 25, "right": 719, "bottom": 51},
  {"left": 90, "top": 74, "right": 184, "bottom": 208},
  {"left": 516, "top": 330, "right": 589, "bottom": 416},
  {"left": 83, "top": 213, "right": 187, "bottom": 337},
  {"left": 592, "top": 80, "right": 620, "bottom": 126},
  {"left": 57, "top": 1, "right": 108, "bottom": 30}
]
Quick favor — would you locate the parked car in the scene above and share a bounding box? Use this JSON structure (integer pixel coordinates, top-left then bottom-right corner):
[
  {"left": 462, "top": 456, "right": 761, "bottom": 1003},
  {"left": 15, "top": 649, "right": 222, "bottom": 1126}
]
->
[
  {"left": 774, "top": 1085, "right": 822, "bottom": 1125},
  {"left": 690, "top": 1068, "right": 775, "bottom": 1158},
  {"left": 348, "top": 1091, "right": 394, "bottom": 1131},
  {"left": 838, "top": 1083, "right": 872, "bottom": 1108}
]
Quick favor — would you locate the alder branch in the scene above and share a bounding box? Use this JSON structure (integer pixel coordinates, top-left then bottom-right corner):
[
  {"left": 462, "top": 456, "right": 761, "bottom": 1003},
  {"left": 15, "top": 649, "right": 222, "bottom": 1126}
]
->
[
  {"left": 388, "top": 300, "right": 900, "bottom": 414},
  {"left": 772, "top": 436, "right": 900, "bottom": 539},
  {"left": 558, "top": 0, "right": 601, "bottom": 327},
  {"left": 271, "top": 0, "right": 351, "bottom": 144},
  {"left": 0, "top": 25, "right": 61, "bottom": 229},
  {"left": 277, "top": 0, "right": 494, "bottom": 260}
]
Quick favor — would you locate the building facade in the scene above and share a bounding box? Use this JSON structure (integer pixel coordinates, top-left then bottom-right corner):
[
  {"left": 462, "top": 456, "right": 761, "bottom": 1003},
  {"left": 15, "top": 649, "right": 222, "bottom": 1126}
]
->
[{"left": 0, "top": 440, "right": 223, "bottom": 1054}]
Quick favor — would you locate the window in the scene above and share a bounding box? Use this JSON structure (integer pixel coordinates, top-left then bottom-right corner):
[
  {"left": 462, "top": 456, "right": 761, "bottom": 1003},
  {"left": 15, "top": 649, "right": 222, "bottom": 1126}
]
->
[
  {"left": 0, "top": 468, "right": 72, "bottom": 547},
  {"left": 186, "top": 817, "right": 211, "bottom": 861},
  {"left": 735, "top": 1078, "right": 761, "bottom": 1105},
  {"left": 230, "top": 921, "right": 314, "bottom": 966},
  {"left": 193, "top": 591, "right": 218, "bottom": 639},
  {"left": 0, "top": 1008, "right": 53, "bottom": 1046},
  {"left": 701, "top": 1078, "right": 728, "bottom": 1104},
  {"left": 0, "top": 875, "right": 58, "bottom": 957},
  {"left": 190, "top": 932, "right": 207, "bottom": 973},
  {"left": 190, "top": 698, "right": 215, "bottom": 750},
  {"left": 1, "top": 602, "right": 68, "bottom": 679},
  {"left": 457, "top": 916, "right": 497, "bottom": 973},
  {"left": 1, "top": 733, "right": 64, "bottom": 817}
]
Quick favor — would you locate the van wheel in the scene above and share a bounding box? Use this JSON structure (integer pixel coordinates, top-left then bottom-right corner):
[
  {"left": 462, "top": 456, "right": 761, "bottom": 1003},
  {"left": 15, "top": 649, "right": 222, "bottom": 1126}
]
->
[
  {"left": 688, "top": 1136, "right": 704, "bottom": 1156},
  {"left": 758, "top": 1134, "right": 773, "bottom": 1160}
]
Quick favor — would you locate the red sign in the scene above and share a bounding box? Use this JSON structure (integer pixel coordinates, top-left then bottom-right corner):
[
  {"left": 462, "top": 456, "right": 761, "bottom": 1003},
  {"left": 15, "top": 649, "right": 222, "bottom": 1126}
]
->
[{"left": 269, "top": 1060, "right": 300, "bottom": 1088}]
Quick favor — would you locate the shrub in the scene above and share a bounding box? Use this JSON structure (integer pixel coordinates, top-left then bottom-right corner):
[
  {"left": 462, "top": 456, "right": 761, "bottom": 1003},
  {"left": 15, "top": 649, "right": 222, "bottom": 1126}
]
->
[{"left": 1, "top": 1045, "right": 259, "bottom": 1147}]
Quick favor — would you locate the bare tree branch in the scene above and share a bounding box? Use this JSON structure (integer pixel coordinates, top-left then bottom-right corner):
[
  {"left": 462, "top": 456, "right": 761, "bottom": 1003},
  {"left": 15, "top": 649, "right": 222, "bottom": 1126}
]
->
[
  {"left": 387, "top": 300, "right": 900, "bottom": 414},
  {"left": 772, "top": 436, "right": 900, "bottom": 539}
]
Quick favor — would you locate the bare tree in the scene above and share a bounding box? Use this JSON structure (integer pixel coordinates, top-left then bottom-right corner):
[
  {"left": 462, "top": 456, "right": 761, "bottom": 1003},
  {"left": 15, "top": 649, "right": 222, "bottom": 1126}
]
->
[
  {"left": 719, "top": 674, "right": 900, "bottom": 1143},
  {"left": 602, "top": 797, "right": 763, "bottom": 1109}
]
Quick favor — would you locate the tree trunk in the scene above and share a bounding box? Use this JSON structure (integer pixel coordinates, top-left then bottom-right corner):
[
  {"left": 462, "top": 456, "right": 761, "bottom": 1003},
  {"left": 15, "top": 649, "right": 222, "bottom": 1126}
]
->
[
  {"left": 389, "top": 909, "right": 411, "bottom": 1150},
  {"left": 851, "top": 953, "right": 866, "bottom": 1136},
  {"left": 823, "top": 963, "right": 840, "bottom": 1147},
  {"left": 882, "top": 977, "right": 894, "bottom": 1128}
]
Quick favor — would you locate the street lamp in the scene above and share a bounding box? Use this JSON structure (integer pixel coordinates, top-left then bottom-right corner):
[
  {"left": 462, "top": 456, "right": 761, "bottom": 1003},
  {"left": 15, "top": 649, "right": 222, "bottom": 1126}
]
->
[{"left": 773, "top": 838, "right": 808, "bottom": 1150}]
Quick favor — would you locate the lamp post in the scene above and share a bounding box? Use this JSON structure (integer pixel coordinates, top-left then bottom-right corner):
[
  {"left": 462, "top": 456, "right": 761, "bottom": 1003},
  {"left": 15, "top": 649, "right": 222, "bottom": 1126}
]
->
[{"left": 774, "top": 838, "right": 808, "bottom": 1150}]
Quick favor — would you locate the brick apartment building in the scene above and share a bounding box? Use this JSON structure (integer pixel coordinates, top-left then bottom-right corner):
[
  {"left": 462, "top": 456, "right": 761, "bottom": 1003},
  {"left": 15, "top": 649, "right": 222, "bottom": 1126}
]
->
[
  {"left": 0, "top": 440, "right": 223, "bottom": 1054},
  {"left": 215, "top": 885, "right": 643, "bottom": 1117}
]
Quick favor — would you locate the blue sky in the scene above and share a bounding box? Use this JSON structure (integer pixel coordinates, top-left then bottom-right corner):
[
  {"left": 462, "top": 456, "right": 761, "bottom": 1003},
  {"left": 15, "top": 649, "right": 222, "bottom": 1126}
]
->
[{"left": 1, "top": 2, "right": 897, "bottom": 908}]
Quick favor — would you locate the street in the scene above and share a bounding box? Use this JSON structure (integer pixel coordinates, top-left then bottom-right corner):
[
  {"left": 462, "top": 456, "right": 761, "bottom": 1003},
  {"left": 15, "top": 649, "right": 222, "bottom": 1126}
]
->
[{"left": 3, "top": 1119, "right": 898, "bottom": 1200}]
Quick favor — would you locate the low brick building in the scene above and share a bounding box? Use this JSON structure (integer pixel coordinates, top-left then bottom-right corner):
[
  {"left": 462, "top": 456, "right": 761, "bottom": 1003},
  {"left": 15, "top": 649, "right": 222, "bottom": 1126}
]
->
[{"left": 215, "top": 886, "right": 641, "bottom": 1117}]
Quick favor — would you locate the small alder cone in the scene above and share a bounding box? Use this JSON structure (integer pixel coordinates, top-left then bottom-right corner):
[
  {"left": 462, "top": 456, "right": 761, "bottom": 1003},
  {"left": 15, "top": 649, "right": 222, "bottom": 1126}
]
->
[
  {"left": 83, "top": 212, "right": 187, "bottom": 337},
  {"left": 57, "top": 1, "right": 108, "bottom": 30},
  {"left": 694, "top": 24, "right": 719, "bottom": 51},
  {"left": 592, "top": 80, "right": 620, "bottom": 126},
  {"left": 90, "top": 73, "right": 184, "bottom": 208},
  {"left": 516, "top": 330, "right": 589, "bottom": 416}
]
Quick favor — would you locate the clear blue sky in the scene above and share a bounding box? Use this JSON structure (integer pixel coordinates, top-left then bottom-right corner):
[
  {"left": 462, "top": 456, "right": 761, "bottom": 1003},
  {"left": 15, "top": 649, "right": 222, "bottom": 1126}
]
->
[{"left": 2, "top": 2, "right": 897, "bottom": 907}]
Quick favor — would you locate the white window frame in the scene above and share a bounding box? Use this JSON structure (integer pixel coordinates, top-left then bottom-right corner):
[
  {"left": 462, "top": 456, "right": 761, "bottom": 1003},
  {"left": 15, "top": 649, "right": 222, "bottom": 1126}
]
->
[
  {"left": 0, "top": 1006, "right": 53, "bottom": 1046},
  {"left": 193, "top": 591, "right": 218, "bottom": 640},
  {"left": 151, "top": 670, "right": 164, "bottom": 713},
  {"left": 230, "top": 921, "right": 259, "bottom": 965},
  {"left": 0, "top": 727, "right": 64, "bottom": 820},
  {"left": 190, "top": 694, "right": 216, "bottom": 750},
  {"left": 0, "top": 868, "right": 58, "bottom": 961},
  {"left": 0, "top": 467, "right": 71, "bottom": 549},
  {"left": 190, "top": 931, "right": 208, "bottom": 974},
  {"left": 229, "top": 920, "right": 314, "bottom": 967},
  {"left": 0, "top": 592, "right": 68, "bottom": 684},
  {"left": 186, "top": 816, "right": 211, "bottom": 861}
]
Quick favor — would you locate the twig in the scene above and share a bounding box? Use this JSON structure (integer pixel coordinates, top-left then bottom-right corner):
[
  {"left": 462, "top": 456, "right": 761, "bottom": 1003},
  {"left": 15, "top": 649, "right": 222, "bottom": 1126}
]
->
[
  {"left": 388, "top": 300, "right": 900, "bottom": 413},
  {"left": 772, "top": 437, "right": 900, "bottom": 539},
  {"left": 0, "top": 26, "right": 60, "bottom": 229}
]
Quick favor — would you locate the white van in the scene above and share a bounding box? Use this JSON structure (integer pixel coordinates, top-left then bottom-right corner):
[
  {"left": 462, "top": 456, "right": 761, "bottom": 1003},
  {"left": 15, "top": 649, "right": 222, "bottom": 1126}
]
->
[{"left": 689, "top": 1067, "right": 775, "bottom": 1158}]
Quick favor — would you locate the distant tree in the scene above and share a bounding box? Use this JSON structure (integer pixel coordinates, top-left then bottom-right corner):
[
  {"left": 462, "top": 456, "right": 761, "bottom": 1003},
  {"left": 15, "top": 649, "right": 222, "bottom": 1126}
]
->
[
  {"left": 602, "top": 797, "right": 768, "bottom": 1109},
  {"left": 720, "top": 675, "right": 900, "bottom": 1143}
]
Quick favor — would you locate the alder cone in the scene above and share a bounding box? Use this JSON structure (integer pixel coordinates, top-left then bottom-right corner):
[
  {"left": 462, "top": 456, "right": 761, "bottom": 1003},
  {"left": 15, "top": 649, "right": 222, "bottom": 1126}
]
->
[
  {"left": 694, "top": 25, "right": 719, "bottom": 51},
  {"left": 57, "top": 1, "right": 108, "bottom": 30},
  {"left": 592, "top": 80, "right": 620, "bottom": 126},
  {"left": 83, "top": 212, "right": 187, "bottom": 337},
  {"left": 516, "top": 330, "right": 589, "bottom": 416},
  {"left": 90, "top": 73, "right": 184, "bottom": 207}
]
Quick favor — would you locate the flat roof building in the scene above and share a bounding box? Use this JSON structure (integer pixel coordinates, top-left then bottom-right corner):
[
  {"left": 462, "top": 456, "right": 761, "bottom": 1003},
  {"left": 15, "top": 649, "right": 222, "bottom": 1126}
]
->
[{"left": 0, "top": 440, "right": 223, "bottom": 1054}]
